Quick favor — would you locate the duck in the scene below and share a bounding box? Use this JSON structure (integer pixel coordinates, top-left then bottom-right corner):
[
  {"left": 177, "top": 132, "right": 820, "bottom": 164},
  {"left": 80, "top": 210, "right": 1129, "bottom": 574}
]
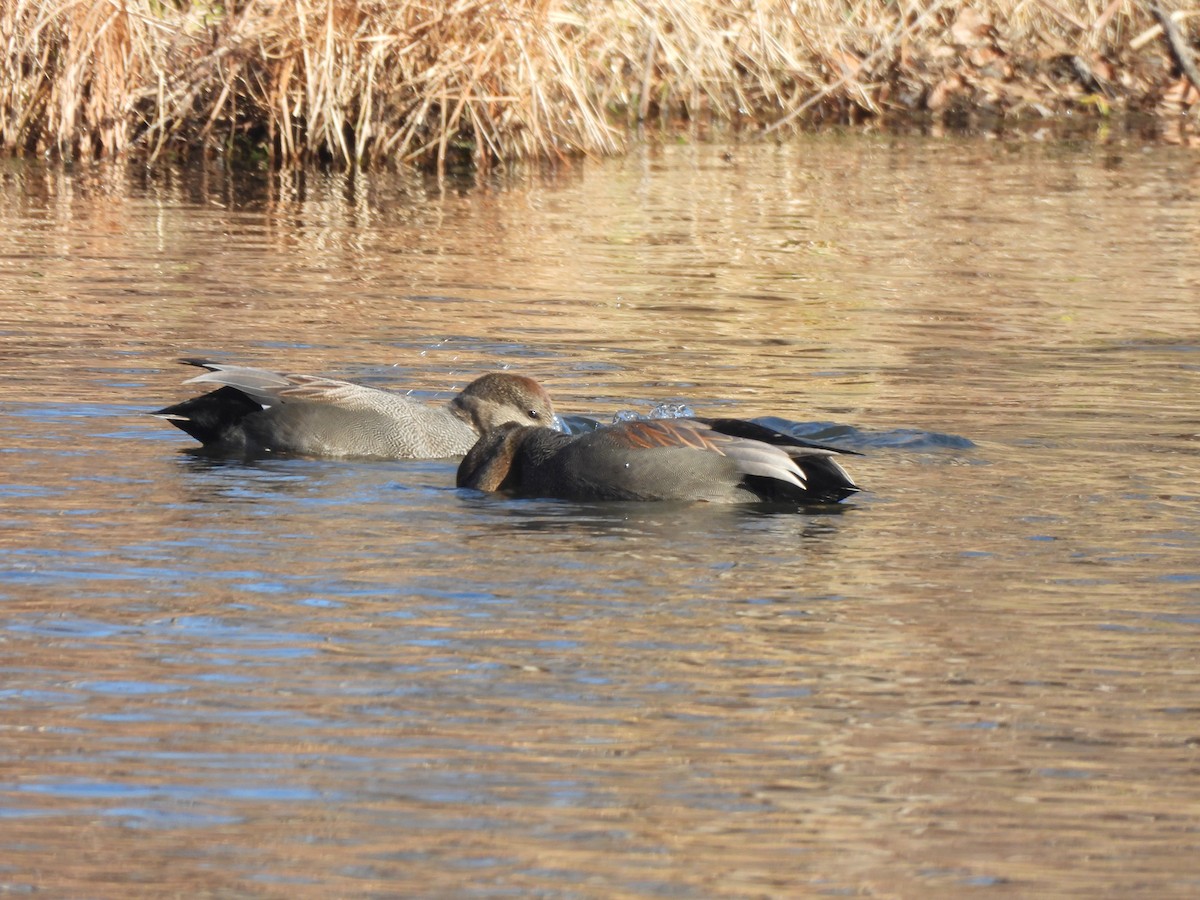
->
[
  {"left": 457, "top": 416, "right": 861, "bottom": 504},
  {"left": 152, "top": 358, "right": 557, "bottom": 458}
]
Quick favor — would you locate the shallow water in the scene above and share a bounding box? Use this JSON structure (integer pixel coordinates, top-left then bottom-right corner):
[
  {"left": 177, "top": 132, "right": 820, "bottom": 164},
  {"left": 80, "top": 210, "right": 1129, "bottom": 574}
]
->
[{"left": 2, "top": 134, "right": 1199, "bottom": 897}]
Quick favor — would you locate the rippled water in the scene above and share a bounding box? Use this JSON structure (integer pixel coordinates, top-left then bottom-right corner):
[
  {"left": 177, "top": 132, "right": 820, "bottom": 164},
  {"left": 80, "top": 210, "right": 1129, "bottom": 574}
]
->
[{"left": 2, "top": 135, "right": 1199, "bottom": 897}]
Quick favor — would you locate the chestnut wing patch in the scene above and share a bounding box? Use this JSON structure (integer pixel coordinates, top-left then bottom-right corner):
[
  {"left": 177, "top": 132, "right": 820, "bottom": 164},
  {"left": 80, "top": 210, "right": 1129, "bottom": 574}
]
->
[{"left": 612, "top": 420, "right": 726, "bottom": 453}]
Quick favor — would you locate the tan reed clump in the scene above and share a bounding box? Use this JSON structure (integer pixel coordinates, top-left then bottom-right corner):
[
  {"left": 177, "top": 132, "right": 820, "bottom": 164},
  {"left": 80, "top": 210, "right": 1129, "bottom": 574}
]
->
[
  {"left": 2, "top": 0, "right": 628, "bottom": 168},
  {"left": 0, "top": 1, "right": 1193, "bottom": 170}
]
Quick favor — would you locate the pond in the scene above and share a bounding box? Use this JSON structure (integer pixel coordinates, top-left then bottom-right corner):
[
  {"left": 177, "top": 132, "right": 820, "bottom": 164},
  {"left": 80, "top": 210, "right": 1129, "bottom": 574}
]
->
[{"left": 1, "top": 133, "right": 1199, "bottom": 897}]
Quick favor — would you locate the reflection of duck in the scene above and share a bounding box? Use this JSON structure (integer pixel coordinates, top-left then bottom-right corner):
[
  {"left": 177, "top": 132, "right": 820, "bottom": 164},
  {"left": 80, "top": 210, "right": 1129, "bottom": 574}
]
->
[
  {"left": 152, "top": 358, "right": 557, "bottom": 458},
  {"left": 458, "top": 417, "right": 861, "bottom": 504}
]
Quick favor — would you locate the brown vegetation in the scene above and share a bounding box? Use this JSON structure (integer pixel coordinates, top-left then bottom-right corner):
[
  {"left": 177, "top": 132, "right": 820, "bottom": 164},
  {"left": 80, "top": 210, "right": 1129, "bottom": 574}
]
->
[{"left": 2, "top": 1, "right": 1200, "bottom": 171}]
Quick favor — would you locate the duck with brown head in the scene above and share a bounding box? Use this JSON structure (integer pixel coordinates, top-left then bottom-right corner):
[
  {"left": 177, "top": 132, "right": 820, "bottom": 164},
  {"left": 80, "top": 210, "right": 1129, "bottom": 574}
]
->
[
  {"left": 458, "top": 415, "right": 861, "bottom": 504},
  {"left": 152, "top": 358, "right": 557, "bottom": 459}
]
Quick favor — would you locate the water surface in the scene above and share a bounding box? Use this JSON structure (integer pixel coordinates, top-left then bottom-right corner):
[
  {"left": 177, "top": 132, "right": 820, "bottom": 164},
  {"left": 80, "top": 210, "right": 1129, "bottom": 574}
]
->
[{"left": 1, "top": 135, "right": 1199, "bottom": 897}]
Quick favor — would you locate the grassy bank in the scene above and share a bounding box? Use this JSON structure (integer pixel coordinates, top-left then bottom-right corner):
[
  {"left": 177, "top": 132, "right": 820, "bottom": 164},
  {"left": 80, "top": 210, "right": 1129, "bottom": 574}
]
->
[{"left": 2, "top": 1, "right": 1197, "bottom": 170}]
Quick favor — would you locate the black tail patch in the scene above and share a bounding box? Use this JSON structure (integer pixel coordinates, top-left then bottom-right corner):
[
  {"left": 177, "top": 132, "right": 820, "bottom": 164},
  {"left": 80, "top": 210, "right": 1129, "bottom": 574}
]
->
[
  {"left": 151, "top": 386, "right": 261, "bottom": 445},
  {"left": 701, "top": 417, "right": 863, "bottom": 456}
]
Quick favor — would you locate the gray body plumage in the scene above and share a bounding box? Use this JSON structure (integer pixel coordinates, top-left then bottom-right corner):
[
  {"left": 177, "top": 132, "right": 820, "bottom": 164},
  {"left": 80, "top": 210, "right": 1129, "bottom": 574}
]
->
[
  {"left": 153, "top": 359, "right": 556, "bottom": 459},
  {"left": 458, "top": 418, "right": 861, "bottom": 504}
]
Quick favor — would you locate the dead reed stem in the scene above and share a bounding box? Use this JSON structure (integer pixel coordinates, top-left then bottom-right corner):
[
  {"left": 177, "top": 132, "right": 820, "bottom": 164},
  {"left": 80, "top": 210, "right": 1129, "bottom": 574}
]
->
[{"left": 2, "top": 1, "right": 1197, "bottom": 170}]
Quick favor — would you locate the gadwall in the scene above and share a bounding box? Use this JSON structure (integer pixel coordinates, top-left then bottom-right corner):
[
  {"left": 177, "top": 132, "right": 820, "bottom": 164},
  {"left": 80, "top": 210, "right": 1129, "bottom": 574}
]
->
[
  {"left": 153, "top": 358, "right": 557, "bottom": 458},
  {"left": 458, "top": 417, "right": 861, "bottom": 503}
]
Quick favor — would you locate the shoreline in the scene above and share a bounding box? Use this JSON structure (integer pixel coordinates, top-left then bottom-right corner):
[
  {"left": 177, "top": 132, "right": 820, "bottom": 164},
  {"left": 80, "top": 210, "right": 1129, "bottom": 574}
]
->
[{"left": 4, "top": 2, "right": 1199, "bottom": 171}]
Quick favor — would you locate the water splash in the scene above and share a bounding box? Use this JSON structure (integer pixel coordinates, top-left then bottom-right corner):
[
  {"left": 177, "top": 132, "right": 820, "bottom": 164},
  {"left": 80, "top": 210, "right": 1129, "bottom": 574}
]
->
[{"left": 612, "top": 402, "right": 696, "bottom": 423}]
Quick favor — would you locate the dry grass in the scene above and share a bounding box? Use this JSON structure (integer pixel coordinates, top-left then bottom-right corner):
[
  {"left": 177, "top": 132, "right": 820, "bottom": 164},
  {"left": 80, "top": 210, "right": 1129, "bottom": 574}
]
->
[{"left": 1, "top": 1, "right": 1197, "bottom": 170}]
